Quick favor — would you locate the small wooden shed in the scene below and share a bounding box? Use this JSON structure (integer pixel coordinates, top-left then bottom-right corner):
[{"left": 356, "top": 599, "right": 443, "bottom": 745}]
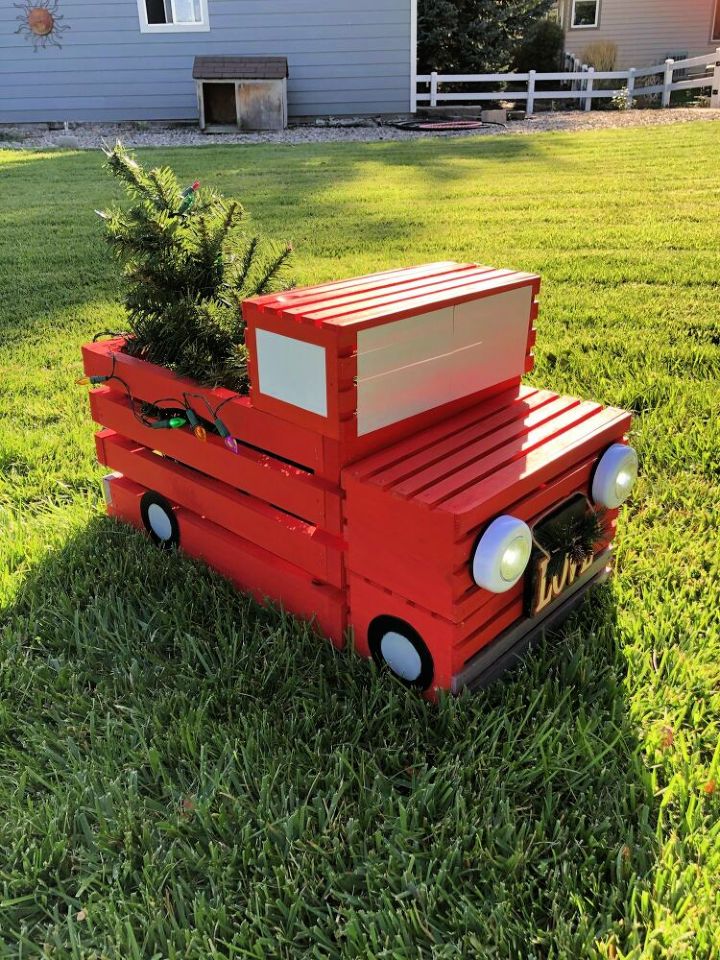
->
[{"left": 193, "top": 56, "right": 288, "bottom": 133}]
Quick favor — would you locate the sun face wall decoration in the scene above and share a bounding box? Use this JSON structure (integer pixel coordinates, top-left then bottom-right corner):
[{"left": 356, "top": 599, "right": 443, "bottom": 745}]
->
[{"left": 15, "top": 0, "right": 69, "bottom": 50}]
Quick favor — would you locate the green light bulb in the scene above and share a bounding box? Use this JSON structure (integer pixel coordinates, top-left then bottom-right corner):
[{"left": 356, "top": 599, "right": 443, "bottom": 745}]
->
[{"left": 168, "top": 417, "right": 186, "bottom": 429}]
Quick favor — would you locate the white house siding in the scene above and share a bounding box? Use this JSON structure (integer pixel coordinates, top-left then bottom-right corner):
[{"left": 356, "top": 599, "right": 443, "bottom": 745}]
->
[
  {"left": 561, "top": 0, "right": 719, "bottom": 68},
  {"left": 0, "top": 0, "right": 412, "bottom": 123}
]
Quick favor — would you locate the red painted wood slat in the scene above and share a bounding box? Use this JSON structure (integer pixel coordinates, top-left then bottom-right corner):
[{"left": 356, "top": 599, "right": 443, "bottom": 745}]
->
[
  {"left": 83, "top": 340, "right": 326, "bottom": 475},
  {"left": 105, "top": 475, "right": 347, "bottom": 645},
  {"left": 451, "top": 452, "right": 616, "bottom": 562},
  {"left": 347, "top": 572, "right": 455, "bottom": 695},
  {"left": 89, "top": 388, "right": 342, "bottom": 531},
  {"left": 415, "top": 401, "right": 603, "bottom": 507},
  {"left": 445, "top": 409, "right": 632, "bottom": 533},
  {"left": 250, "top": 261, "right": 467, "bottom": 312},
  {"left": 96, "top": 430, "right": 345, "bottom": 586},
  {"left": 305, "top": 271, "right": 533, "bottom": 327},
  {"left": 277, "top": 266, "right": 500, "bottom": 322},
  {"left": 345, "top": 385, "right": 532, "bottom": 480},
  {"left": 377, "top": 390, "right": 563, "bottom": 494},
  {"left": 343, "top": 401, "right": 630, "bottom": 621}
]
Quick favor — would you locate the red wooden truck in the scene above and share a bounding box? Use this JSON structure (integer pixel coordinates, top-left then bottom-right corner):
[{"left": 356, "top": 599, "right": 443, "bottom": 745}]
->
[{"left": 81, "top": 262, "right": 637, "bottom": 696}]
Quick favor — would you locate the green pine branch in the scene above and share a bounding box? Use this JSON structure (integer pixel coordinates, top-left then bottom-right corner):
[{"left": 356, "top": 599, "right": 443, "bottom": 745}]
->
[
  {"left": 98, "top": 143, "right": 293, "bottom": 392},
  {"left": 254, "top": 244, "right": 294, "bottom": 295},
  {"left": 535, "top": 506, "right": 607, "bottom": 580}
]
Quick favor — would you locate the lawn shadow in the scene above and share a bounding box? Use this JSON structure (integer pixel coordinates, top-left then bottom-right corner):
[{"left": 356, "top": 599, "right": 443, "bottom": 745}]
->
[{"left": 0, "top": 510, "right": 660, "bottom": 955}]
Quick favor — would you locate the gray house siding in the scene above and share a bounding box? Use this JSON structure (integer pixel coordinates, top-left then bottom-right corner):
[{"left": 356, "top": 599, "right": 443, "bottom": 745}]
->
[
  {"left": 559, "top": 0, "right": 719, "bottom": 69},
  {"left": 1, "top": 0, "right": 412, "bottom": 122}
]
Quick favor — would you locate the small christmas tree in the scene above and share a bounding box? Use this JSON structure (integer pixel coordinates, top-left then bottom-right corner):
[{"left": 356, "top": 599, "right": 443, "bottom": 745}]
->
[{"left": 98, "top": 143, "right": 293, "bottom": 393}]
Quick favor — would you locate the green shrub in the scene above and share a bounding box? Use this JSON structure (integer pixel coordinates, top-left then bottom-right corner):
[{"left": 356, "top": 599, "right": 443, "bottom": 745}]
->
[
  {"left": 418, "top": 0, "right": 554, "bottom": 74},
  {"left": 514, "top": 18, "right": 565, "bottom": 74}
]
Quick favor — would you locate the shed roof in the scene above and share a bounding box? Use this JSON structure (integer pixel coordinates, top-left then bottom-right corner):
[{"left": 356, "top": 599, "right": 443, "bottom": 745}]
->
[{"left": 192, "top": 56, "right": 289, "bottom": 80}]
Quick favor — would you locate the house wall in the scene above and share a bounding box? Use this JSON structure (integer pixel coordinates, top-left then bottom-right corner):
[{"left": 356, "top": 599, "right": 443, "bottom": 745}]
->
[
  {"left": 1, "top": 0, "right": 412, "bottom": 123},
  {"left": 561, "top": 0, "right": 719, "bottom": 68}
]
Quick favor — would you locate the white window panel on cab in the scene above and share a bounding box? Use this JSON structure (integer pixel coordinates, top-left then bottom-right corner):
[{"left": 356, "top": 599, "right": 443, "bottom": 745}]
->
[
  {"left": 255, "top": 329, "right": 329, "bottom": 417},
  {"left": 355, "top": 285, "right": 532, "bottom": 436}
]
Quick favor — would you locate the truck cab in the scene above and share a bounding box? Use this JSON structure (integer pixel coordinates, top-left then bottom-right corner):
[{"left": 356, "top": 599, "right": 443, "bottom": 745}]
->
[{"left": 244, "top": 262, "right": 636, "bottom": 693}]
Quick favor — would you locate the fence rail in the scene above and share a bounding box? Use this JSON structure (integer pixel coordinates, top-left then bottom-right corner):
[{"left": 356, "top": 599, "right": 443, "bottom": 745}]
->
[{"left": 417, "top": 49, "right": 720, "bottom": 113}]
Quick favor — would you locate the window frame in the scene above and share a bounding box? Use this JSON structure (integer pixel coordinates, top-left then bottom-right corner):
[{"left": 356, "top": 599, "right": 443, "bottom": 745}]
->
[
  {"left": 136, "top": 0, "right": 210, "bottom": 33},
  {"left": 570, "top": 0, "right": 600, "bottom": 29},
  {"left": 712, "top": 0, "right": 720, "bottom": 42}
]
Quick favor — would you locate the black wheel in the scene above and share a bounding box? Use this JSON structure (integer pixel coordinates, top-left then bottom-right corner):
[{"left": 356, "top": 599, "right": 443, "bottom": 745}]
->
[
  {"left": 368, "top": 615, "right": 434, "bottom": 691},
  {"left": 140, "top": 491, "right": 180, "bottom": 549}
]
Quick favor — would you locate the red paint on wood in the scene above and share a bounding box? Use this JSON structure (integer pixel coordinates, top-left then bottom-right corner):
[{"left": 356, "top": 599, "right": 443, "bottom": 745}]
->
[
  {"left": 250, "top": 263, "right": 539, "bottom": 333},
  {"left": 249, "top": 261, "right": 467, "bottom": 312},
  {"left": 387, "top": 393, "right": 574, "bottom": 498},
  {"left": 83, "top": 339, "right": 327, "bottom": 475},
  {"left": 82, "top": 262, "right": 634, "bottom": 695},
  {"left": 89, "top": 388, "right": 342, "bottom": 531},
  {"left": 97, "top": 431, "right": 345, "bottom": 586},
  {"left": 345, "top": 473, "right": 616, "bottom": 627},
  {"left": 279, "top": 266, "right": 502, "bottom": 323},
  {"left": 444, "top": 409, "right": 632, "bottom": 532},
  {"left": 414, "top": 401, "right": 604, "bottom": 507},
  {"left": 105, "top": 474, "right": 347, "bottom": 644},
  {"left": 348, "top": 573, "right": 455, "bottom": 697},
  {"left": 343, "top": 397, "right": 630, "bottom": 622},
  {"left": 246, "top": 262, "right": 538, "bottom": 449}
]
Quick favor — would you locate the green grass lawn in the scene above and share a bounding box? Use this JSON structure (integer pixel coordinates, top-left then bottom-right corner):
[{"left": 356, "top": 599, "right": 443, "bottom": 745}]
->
[{"left": 1, "top": 123, "right": 719, "bottom": 959}]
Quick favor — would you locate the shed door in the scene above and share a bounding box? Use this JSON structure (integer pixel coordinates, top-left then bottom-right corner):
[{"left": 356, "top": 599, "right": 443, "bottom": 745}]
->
[{"left": 237, "top": 81, "right": 285, "bottom": 131}]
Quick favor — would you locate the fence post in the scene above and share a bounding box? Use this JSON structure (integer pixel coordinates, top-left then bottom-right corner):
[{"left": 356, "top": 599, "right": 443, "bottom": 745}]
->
[
  {"left": 626, "top": 67, "right": 636, "bottom": 108},
  {"left": 579, "top": 64, "right": 588, "bottom": 108},
  {"left": 430, "top": 71, "right": 438, "bottom": 108},
  {"left": 584, "top": 66, "right": 595, "bottom": 111},
  {"left": 527, "top": 70, "right": 536, "bottom": 115},
  {"left": 662, "top": 58, "right": 674, "bottom": 107},
  {"left": 711, "top": 48, "right": 720, "bottom": 109}
]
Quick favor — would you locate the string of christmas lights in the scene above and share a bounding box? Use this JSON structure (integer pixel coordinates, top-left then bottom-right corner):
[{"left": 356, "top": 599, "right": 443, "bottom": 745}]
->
[{"left": 77, "top": 350, "right": 242, "bottom": 455}]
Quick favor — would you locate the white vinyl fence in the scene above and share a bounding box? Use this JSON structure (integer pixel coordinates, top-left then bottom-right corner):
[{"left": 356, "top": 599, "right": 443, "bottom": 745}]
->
[{"left": 416, "top": 49, "right": 720, "bottom": 113}]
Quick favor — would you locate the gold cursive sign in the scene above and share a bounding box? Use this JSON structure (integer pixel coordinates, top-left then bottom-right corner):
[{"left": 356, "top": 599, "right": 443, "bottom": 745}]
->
[{"left": 531, "top": 552, "right": 594, "bottom": 616}]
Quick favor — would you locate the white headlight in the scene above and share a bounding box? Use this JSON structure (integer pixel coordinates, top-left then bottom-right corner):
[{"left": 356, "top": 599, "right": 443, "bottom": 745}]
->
[
  {"left": 471, "top": 515, "right": 533, "bottom": 593},
  {"left": 592, "top": 444, "right": 638, "bottom": 509}
]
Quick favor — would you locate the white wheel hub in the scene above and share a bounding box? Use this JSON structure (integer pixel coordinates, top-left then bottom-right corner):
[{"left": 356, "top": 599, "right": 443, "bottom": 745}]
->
[
  {"left": 379, "top": 630, "right": 422, "bottom": 681},
  {"left": 147, "top": 503, "right": 173, "bottom": 541}
]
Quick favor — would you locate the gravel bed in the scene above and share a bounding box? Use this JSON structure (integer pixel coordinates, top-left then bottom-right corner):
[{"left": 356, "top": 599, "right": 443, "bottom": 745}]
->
[{"left": 2, "top": 109, "right": 719, "bottom": 150}]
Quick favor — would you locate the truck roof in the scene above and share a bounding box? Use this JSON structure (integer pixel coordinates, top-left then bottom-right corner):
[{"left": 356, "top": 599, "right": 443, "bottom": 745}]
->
[{"left": 250, "top": 261, "right": 539, "bottom": 332}]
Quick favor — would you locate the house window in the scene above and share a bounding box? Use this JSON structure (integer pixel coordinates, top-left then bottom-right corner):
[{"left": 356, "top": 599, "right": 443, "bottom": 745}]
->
[
  {"left": 713, "top": 0, "right": 720, "bottom": 41},
  {"left": 571, "top": 0, "right": 599, "bottom": 28},
  {"left": 137, "top": 0, "right": 210, "bottom": 32}
]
